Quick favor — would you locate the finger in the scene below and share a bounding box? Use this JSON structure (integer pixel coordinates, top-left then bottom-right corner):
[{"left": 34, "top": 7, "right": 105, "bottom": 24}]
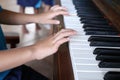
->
[
  {"left": 52, "top": 11, "right": 69, "bottom": 17},
  {"left": 55, "top": 29, "right": 75, "bottom": 37},
  {"left": 47, "top": 10, "right": 69, "bottom": 19},
  {"left": 53, "top": 29, "right": 77, "bottom": 43},
  {"left": 50, "top": 5, "right": 60, "bottom": 10},
  {"left": 54, "top": 37, "right": 70, "bottom": 49},
  {"left": 51, "top": 6, "right": 67, "bottom": 12},
  {"left": 57, "top": 10, "right": 69, "bottom": 15}
]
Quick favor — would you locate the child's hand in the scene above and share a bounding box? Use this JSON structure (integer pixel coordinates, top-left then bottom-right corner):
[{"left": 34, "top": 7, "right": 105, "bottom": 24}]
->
[
  {"left": 50, "top": 5, "right": 67, "bottom": 12},
  {"left": 32, "top": 29, "right": 77, "bottom": 60},
  {"left": 36, "top": 5, "right": 69, "bottom": 24}
]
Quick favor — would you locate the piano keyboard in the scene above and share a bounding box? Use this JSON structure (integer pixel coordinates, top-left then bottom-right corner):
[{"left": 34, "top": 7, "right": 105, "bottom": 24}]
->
[{"left": 60, "top": 0, "right": 120, "bottom": 80}]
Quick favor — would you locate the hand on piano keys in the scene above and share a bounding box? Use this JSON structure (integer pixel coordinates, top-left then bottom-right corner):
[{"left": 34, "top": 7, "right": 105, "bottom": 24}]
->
[
  {"left": 38, "top": 5, "right": 69, "bottom": 25},
  {"left": 33, "top": 29, "right": 77, "bottom": 60},
  {"left": 50, "top": 5, "right": 68, "bottom": 12}
]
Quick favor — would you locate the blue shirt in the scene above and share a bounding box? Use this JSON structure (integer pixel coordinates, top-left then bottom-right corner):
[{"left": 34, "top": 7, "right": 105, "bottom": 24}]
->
[
  {"left": 35, "top": 0, "right": 42, "bottom": 9},
  {"left": 42, "top": 0, "right": 54, "bottom": 6},
  {"left": 0, "top": 6, "right": 11, "bottom": 80}
]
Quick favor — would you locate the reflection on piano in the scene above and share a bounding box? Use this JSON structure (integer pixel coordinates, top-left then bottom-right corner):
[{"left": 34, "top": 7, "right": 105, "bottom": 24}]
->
[{"left": 53, "top": 0, "right": 120, "bottom": 80}]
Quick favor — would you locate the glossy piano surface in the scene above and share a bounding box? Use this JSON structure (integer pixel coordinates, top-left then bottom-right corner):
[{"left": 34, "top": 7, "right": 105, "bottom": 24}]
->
[
  {"left": 92, "top": 0, "right": 120, "bottom": 31},
  {"left": 53, "top": 0, "right": 120, "bottom": 80},
  {"left": 104, "top": 0, "right": 120, "bottom": 15}
]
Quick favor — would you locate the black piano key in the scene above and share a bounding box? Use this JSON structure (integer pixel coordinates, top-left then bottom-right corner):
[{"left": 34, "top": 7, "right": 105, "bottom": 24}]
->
[
  {"left": 77, "top": 9, "right": 102, "bottom": 15},
  {"left": 83, "top": 25, "right": 117, "bottom": 31},
  {"left": 85, "top": 27, "right": 117, "bottom": 31},
  {"left": 80, "top": 16, "right": 106, "bottom": 19},
  {"left": 78, "top": 13, "right": 103, "bottom": 18},
  {"left": 84, "top": 27, "right": 117, "bottom": 32},
  {"left": 75, "top": 5, "right": 94, "bottom": 9},
  {"left": 96, "top": 54, "right": 120, "bottom": 61},
  {"left": 88, "top": 36, "right": 120, "bottom": 42},
  {"left": 74, "top": 2, "right": 95, "bottom": 8},
  {"left": 75, "top": 4, "right": 95, "bottom": 8},
  {"left": 104, "top": 72, "right": 120, "bottom": 80},
  {"left": 83, "top": 24, "right": 114, "bottom": 28},
  {"left": 80, "top": 18, "right": 109, "bottom": 25},
  {"left": 83, "top": 26, "right": 116, "bottom": 31},
  {"left": 76, "top": 5, "right": 96, "bottom": 9},
  {"left": 81, "top": 18, "right": 108, "bottom": 22},
  {"left": 80, "top": 17, "right": 108, "bottom": 22},
  {"left": 85, "top": 31, "right": 119, "bottom": 35},
  {"left": 99, "top": 61, "right": 120, "bottom": 68},
  {"left": 73, "top": 0, "right": 90, "bottom": 3},
  {"left": 81, "top": 20, "right": 109, "bottom": 25},
  {"left": 76, "top": 6, "right": 96, "bottom": 9},
  {"left": 93, "top": 48, "right": 120, "bottom": 55},
  {"left": 83, "top": 26, "right": 113, "bottom": 29},
  {"left": 90, "top": 41, "right": 120, "bottom": 47},
  {"left": 76, "top": 7, "right": 100, "bottom": 11},
  {"left": 74, "top": 1, "right": 93, "bottom": 4},
  {"left": 77, "top": 10, "right": 104, "bottom": 17},
  {"left": 77, "top": 10, "right": 100, "bottom": 14}
]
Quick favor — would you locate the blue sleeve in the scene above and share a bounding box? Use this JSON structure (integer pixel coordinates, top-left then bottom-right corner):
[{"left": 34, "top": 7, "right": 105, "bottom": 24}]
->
[
  {"left": 42, "top": 0, "right": 54, "bottom": 6},
  {"left": 0, "top": 70, "right": 11, "bottom": 80},
  {"left": 35, "top": 0, "right": 42, "bottom": 8},
  {"left": 0, "top": 6, "right": 7, "bottom": 50},
  {"left": 0, "top": 6, "right": 2, "bottom": 12},
  {"left": 0, "top": 6, "right": 11, "bottom": 80}
]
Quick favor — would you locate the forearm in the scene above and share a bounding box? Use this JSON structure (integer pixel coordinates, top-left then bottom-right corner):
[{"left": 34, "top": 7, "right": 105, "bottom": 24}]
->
[
  {"left": 0, "top": 6, "right": 69, "bottom": 25},
  {"left": 0, "top": 29, "right": 77, "bottom": 72},
  {"left": 0, "top": 46, "right": 35, "bottom": 72},
  {"left": 0, "top": 9, "right": 39, "bottom": 25}
]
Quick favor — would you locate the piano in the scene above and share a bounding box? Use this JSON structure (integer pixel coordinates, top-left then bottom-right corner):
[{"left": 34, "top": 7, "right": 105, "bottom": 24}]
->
[{"left": 53, "top": 0, "right": 120, "bottom": 80}]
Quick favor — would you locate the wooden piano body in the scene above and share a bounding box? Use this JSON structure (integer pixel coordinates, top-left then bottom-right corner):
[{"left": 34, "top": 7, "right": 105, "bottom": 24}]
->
[{"left": 53, "top": 0, "right": 120, "bottom": 80}]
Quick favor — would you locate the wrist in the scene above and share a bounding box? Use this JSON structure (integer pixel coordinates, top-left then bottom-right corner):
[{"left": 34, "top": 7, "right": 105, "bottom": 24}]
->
[
  {"left": 32, "top": 14, "right": 42, "bottom": 24},
  {"left": 26, "top": 45, "right": 37, "bottom": 61},
  {"left": 30, "top": 44, "right": 43, "bottom": 60}
]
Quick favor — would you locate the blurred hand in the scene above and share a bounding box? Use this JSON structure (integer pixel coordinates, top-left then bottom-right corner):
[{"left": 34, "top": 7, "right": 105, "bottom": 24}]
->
[
  {"left": 50, "top": 5, "right": 67, "bottom": 11},
  {"left": 36, "top": 5, "right": 69, "bottom": 24}
]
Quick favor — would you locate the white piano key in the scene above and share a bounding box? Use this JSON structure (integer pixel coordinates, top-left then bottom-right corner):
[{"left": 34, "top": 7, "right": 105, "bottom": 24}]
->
[
  {"left": 64, "top": 16, "right": 80, "bottom": 20},
  {"left": 77, "top": 71, "right": 105, "bottom": 80},
  {"left": 70, "top": 44, "right": 120, "bottom": 50},
  {"left": 65, "top": 22, "right": 82, "bottom": 26},
  {"left": 69, "top": 13, "right": 77, "bottom": 16},
  {"left": 76, "top": 65, "right": 120, "bottom": 72},
  {"left": 70, "top": 44, "right": 92, "bottom": 49},
  {"left": 64, "top": 17, "right": 79, "bottom": 20},
  {"left": 70, "top": 35, "right": 90, "bottom": 40},
  {"left": 65, "top": 25, "right": 84, "bottom": 29},
  {"left": 73, "top": 53, "right": 96, "bottom": 59},
  {"left": 61, "top": 0, "right": 76, "bottom": 14},
  {"left": 70, "top": 38, "right": 88, "bottom": 41},
  {"left": 70, "top": 48, "right": 94, "bottom": 54},
  {"left": 70, "top": 41, "right": 90, "bottom": 45},
  {"left": 65, "top": 21, "right": 81, "bottom": 25},
  {"left": 75, "top": 59, "right": 99, "bottom": 64}
]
